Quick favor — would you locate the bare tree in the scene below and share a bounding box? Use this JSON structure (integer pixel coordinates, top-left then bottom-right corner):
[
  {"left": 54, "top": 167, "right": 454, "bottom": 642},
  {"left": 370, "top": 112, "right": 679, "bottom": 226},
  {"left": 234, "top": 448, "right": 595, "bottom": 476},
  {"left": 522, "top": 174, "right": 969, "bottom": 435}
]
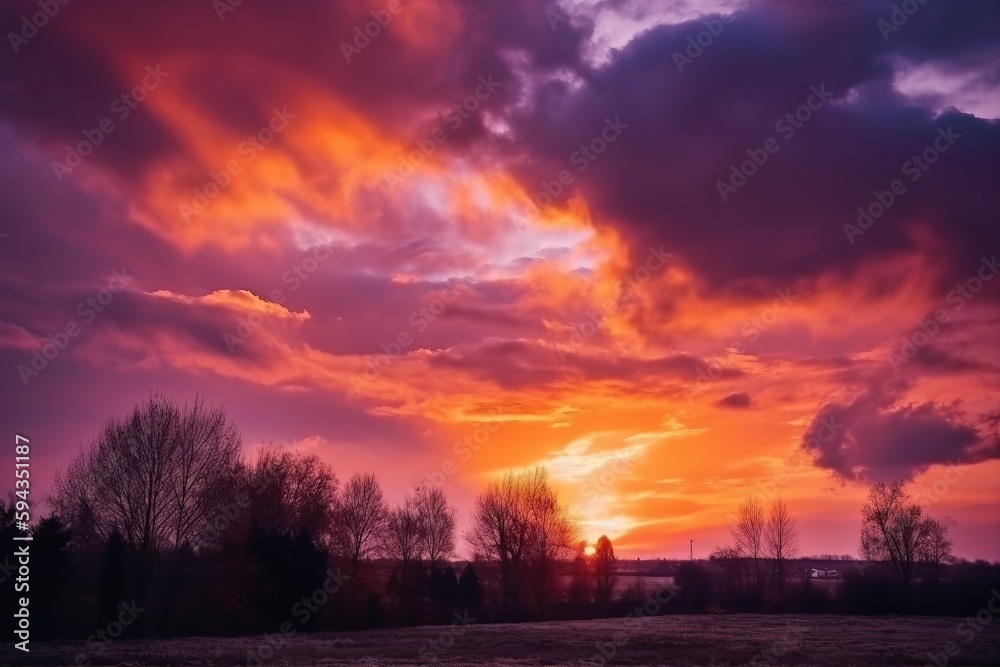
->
[
  {"left": 466, "top": 467, "right": 576, "bottom": 610},
  {"left": 920, "top": 517, "right": 954, "bottom": 568},
  {"left": 466, "top": 470, "right": 532, "bottom": 607},
  {"left": 51, "top": 393, "right": 243, "bottom": 553},
  {"left": 245, "top": 445, "right": 339, "bottom": 542},
  {"left": 524, "top": 469, "right": 576, "bottom": 615},
  {"left": 730, "top": 495, "right": 766, "bottom": 591},
  {"left": 335, "top": 472, "right": 389, "bottom": 572},
  {"left": 50, "top": 451, "right": 100, "bottom": 548},
  {"left": 859, "top": 481, "right": 938, "bottom": 588},
  {"left": 169, "top": 397, "right": 242, "bottom": 548},
  {"left": 765, "top": 498, "right": 799, "bottom": 590},
  {"left": 49, "top": 394, "right": 243, "bottom": 636},
  {"left": 386, "top": 493, "right": 422, "bottom": 577},
  {"left": 591, "top": 534, "right": 618, "bottom": 604},
  {"left": 414, "top": 484, "right": 457, "bottom": 567}
]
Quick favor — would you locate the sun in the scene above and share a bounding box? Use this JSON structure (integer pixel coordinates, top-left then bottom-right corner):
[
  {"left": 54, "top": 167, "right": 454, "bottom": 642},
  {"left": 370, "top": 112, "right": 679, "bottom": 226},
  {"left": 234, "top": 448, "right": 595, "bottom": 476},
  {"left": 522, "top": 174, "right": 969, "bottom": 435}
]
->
[{"left": 584, "top": 545, "right": 597, "bottom": 556}]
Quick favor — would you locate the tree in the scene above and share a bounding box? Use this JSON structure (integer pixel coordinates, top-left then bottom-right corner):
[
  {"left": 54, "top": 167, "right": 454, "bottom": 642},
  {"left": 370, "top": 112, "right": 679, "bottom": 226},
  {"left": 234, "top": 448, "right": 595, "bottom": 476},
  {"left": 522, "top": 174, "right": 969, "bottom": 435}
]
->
[
  {"left": 51, "top": 393, "right": 243, "bottom": 553},
  {"left": 591, "top": 535, "right": 618, "bottom": 604},
  {"left": 98, "top": 530, "right": 126, "bottom": 629},
  {"left": 50, "top": 394, "right": 243, "bottom": 636},
  {"left": 523, "top": 469, "right": 576, "bottom": 615},
  {"left": 765, "top": 498, "right": 799, "bottom": 590},
  {"left": 414, "top": 484, "right": 457, "bottom": 567},
  {"left": 567, "top": 551, "right": 593, "bottom": 604},
  {"left": 859, "top": 481, "right": 941, "bottom": 588},
  {"left": 920, "top": 518, "right": 954, "bottom": 568},
  {"left": 730, "top": 495, "right": 766, "bottom": 590},
  {"left": 336, "top": 473, "right": 388, "bottom": 572},
  {"left": 466, "top": 467, "right": 576, "bottom": 610},
  {"left": 386, "top": 493, "right": 421, "bottom": 588},
  {"left": 439, "top": 566, "right": 459, "bottom": 605},
  {"left": 466, "top": 470, "right": 533, "bottom": 607},
  {"left": 169, "top": 397, "right": 243, "bottom": 549},
  {"left": 710, "top": 543, "right": 748, "bottom": 603},
  {"left": 458, "top": 563, "right": 482, "bottom": 607},
  {"left": 31, "top": 515, "right": 74, "bottom": 638},
  {"left": 50, "top": 455, "right": 100, "bottom": 549},
  {"left": 674, "top": 561, "right": 712, "bottom": 612},
  {"left": 245, "top": 445, "right": 339, "bottom": 543}
]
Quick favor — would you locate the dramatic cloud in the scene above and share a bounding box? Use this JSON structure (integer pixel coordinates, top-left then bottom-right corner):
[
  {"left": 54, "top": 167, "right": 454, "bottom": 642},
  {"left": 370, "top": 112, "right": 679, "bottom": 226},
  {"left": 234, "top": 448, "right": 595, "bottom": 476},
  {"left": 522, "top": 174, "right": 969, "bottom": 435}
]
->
[
  {"left": 802, "top": 376, "right": 1000, "bottom": 482},
  {"left": 1, "top": 0, "right": 998, "bottom": 558}
]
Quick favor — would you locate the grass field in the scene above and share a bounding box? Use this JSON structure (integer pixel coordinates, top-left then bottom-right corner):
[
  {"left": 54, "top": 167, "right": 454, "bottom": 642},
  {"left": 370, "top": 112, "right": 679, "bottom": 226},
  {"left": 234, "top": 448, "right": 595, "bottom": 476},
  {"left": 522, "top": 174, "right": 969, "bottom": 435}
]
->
[{"left": 4, "top": 614, "right": 997, "bottom": 666}]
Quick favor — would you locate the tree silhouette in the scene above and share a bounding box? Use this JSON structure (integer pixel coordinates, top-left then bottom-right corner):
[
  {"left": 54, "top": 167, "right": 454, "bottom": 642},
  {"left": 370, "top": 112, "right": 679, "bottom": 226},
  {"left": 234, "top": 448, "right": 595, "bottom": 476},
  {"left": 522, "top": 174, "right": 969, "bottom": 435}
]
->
[
  {"left": 591, "top": 535, "right": 618, "bottom": 604},
  {"left": 860, "top": 481, "right": 949, "bottom": 589},
  {"left": 32, "top": 515, "right": 74, "bottom": 638},
  {"left": 98, "top": 529, "right": 126, "bottom": 629},
  {"left": 467, "top": 468, "right": 575, "bottom": 611},
  {"left": 765, "top": 498, "right": 799, "bottom": 591},
  {"left": 414, "top": 484, "right": 457, "bottom": 567},
  {"left": 458, "top": 563, "right": 482, "bottom": 608},
  {"left": 335, "top": 473, "right": 389, "bottom": 573},
  {"left": 731, "top": 495, "right": 766, "bottom": 593},
  {"left": 386, "top": 492, "right": 421, "bottom": 592}
]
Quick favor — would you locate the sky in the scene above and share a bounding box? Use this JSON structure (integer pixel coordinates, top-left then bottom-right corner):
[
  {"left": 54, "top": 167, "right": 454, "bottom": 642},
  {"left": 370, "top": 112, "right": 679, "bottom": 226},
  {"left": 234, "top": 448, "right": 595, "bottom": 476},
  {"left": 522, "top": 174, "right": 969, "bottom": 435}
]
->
[{"left": 0, "top": 0, "right": 998, "bottom": 560}]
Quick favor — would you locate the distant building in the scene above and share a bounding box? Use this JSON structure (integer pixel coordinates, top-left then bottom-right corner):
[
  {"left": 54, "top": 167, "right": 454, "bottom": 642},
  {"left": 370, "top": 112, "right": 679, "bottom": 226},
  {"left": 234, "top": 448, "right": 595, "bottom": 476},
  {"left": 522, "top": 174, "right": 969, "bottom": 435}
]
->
[{"left": 809, "top": 568, "right": 839, "bottom": 578}]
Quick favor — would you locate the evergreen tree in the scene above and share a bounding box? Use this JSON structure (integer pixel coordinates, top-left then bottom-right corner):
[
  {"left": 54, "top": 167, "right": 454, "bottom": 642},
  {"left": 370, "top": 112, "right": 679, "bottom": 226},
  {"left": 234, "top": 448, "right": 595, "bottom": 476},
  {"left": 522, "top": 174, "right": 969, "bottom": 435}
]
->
[
  {"left": 440, "top": 566, "right": 459, "bottom": 605},
  {"left": 32, "top": 515, "right": 75, "bottom": 638},
  {"left": 98, "top": 530, "right": 126, "bottom": 629},
  {"left": 458, "top": 564, "right": 482, "bottom": 608}
]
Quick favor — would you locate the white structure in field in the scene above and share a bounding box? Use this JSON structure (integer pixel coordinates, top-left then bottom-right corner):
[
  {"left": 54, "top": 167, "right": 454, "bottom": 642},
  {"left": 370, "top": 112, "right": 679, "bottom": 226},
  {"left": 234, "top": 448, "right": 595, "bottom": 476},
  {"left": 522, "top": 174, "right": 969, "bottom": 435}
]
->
[{"left": 810, "top": 568, "right": 840, "bottom": 578}]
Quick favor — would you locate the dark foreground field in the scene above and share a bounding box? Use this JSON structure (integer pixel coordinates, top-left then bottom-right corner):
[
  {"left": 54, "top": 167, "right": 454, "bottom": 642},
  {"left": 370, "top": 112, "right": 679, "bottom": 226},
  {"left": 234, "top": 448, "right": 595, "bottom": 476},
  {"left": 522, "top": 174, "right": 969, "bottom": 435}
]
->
[{"left": 4, "top": 614, "right": 998, "bottom": 666}]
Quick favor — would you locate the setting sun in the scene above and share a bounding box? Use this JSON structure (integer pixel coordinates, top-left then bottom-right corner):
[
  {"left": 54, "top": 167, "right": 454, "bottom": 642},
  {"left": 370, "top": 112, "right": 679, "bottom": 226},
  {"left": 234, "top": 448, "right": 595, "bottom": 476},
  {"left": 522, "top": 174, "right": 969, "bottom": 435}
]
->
[{"left": 2, "top": 0, "right": 999, "bottom": 663}]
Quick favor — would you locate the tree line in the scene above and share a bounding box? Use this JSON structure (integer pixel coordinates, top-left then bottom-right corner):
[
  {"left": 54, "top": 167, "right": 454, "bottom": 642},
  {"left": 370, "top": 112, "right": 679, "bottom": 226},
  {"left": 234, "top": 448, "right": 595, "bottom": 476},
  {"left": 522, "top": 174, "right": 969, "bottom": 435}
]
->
[
  {"left": 12, "top": 394, "right": 620, "bottom": 639},
  {"left": 5, "top": 393, "right": 997, "bottom": 641}
]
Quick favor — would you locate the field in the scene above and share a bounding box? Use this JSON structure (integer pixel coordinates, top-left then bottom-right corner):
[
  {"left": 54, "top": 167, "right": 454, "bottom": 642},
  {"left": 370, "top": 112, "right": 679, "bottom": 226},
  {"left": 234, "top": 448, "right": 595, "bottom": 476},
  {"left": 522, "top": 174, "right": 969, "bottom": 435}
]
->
[{"left": 5, "top": 614, "right": 998, "bottom": 666}]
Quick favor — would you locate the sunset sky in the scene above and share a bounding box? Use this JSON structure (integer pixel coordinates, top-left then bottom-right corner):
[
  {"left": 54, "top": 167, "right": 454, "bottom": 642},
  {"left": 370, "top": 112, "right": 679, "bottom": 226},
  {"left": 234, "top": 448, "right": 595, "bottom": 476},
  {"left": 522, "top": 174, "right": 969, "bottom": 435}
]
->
[{"left": 1, "top": 0, "right": 998, "bottom": 560}]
